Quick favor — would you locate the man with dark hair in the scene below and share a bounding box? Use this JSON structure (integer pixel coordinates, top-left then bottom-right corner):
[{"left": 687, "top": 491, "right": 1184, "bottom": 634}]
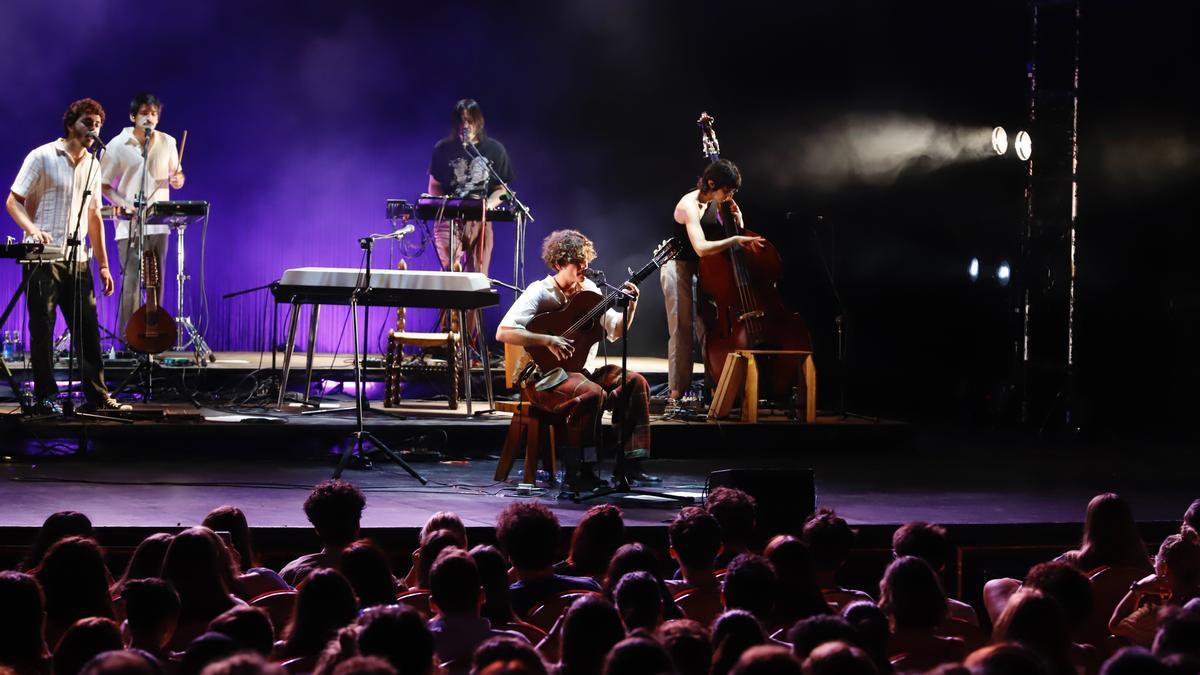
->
[
  {"left": 723, "top": 554, "right": 778, "bottom": 625},
  {"left": 100, "top": 92, "right": 185, "bottom": 340},
  {"left": 79, "top": 650, "right": 163, "bottom": 675},
  {"left": 558, "top": 594, "right": 625, "bottom": 675},
  {"left": 496, "top": 229, "right": 657, "bottom": 492},
  {"left": 428, "top": 549, "right": 526, "bottom": 665},
  {"left": 666, "top": 507, "right": 724, "bottom": 625},
  {"left": 706, "top": 487, "right": 757, "bottom": 568},
  {"left": 356, "top": 605, "right": 436, "bottom": 675},
  {"left": 786, "top": 615, "right": 861, "bottom": 661},
  {"left": 281, "top": 479, "right": 367, "bottom": 585},
  {"left": 802, "top": 508, "right": 872, "bottom": 610},
  {"left": 494, "top": 501, "right": 600, "bottom": 617},
  {"left": 206, "top": 605, "right": 274, "bottom": 657},
  {"left": 663, "top": 158, "right": 765, "bottom": 406},
  {"left": 6, "top": 98, "right": 130, "bottom": 414},
  {"left": 121, "top": 578, "right": 180, "bottom": 661},
  {"left": 892, "top": 521, "right": 979, "bottom": 626},
  {"left": 613, "top": 571, "right": 663, "bottom": 632},
  {"left": 427, "top": 98, "right": 513, "bottom": 278}
]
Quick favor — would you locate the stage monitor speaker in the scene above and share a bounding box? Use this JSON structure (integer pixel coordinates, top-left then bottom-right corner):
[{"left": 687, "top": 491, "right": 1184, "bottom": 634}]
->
[{"left": 706, "top": 468, "right": 816, "bottom": 537}]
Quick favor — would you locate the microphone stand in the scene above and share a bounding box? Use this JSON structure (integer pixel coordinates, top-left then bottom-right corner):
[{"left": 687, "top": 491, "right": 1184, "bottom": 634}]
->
[
  {"left": 329, "top": 228, "right": 427, "bottom": 484},
  {"left": 805, "top": 214, "right": 876, "bottom": 422},
  {"left": 460, "top": 137, "right": 534, "bottom": 295},
  {"left": 575, "top": 277, "right": 691, "bottom": 506},
  {"left": 61, "top": 138, "right": 116, "bottom": 422}
]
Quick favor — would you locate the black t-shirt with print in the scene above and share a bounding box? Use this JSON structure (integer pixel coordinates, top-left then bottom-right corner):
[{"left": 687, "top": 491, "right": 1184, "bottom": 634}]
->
[{"left": 428, "top": 135, "right": 514, "bottom": 198}]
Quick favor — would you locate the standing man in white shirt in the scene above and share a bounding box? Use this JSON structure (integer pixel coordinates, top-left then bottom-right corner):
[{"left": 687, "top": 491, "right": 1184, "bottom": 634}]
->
[
  {"left": 5, "top": 98, "right": 130, "bottom": 413},
  {"left": 100, "top": 92, "right": 185, "bottom": 340}
]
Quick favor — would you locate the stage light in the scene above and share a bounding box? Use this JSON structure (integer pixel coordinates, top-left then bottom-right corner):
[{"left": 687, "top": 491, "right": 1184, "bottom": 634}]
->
[
  {"left": 991, "top": 127, "right": 1008, "bottom": 156},
  {"left": 1014, "top": 130, "right": 1032, "bottom": 161},
  {"left": 969, "top": 257, "right": 980, "bottom": 282},
  {"left": 997, "top": 260, "right": 1011, "bottom": 286}
]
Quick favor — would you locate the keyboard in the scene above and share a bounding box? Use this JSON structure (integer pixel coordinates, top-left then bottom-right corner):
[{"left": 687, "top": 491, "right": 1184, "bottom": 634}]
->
[
  {"left": 273, "top": 267, "right": 500, "bottom": 310},
  {"left": 416, "top": 196, "right": 516, "bottom": 222}
]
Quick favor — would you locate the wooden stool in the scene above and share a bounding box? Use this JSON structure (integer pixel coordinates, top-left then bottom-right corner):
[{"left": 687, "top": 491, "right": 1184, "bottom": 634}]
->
[
  {"left": 494, "top": 398, "right": 561, "bottom": 485},
  {"left": 708, "top": 350, "right": 816, "bottom": 423}
]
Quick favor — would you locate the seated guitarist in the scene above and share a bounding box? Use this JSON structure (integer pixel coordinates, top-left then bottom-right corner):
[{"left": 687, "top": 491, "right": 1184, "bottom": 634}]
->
[{"left": 496, "top": 229, "right": 660, "bottom": 493}]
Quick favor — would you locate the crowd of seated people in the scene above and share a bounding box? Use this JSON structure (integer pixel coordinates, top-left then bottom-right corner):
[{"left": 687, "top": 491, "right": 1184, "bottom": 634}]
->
[{"left": 5, "top": 482, "right": 1200, "bottom": 675}]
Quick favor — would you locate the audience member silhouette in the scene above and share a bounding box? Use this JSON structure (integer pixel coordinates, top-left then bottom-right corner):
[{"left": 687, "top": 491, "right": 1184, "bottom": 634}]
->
[
  {"left": 78, "top": 650, "right": 162, "bottom": 675},
  {"left": 878, "top": 556, "right": 964, "bottom": 671},
  {"left": 356, "top": 605, "right": 436, "bottom": 675},
  {"left": 495, "top": 502, "right": 599, "bottom": 618},
  {"left": 798, "top": 641, "right": 878, "bottom": 675},
  {"left": 110, "top": 533, "right": 172, "bottom": 599},
  {"left": 1059, "top": 493, "right": 1151, "bottom": 573},
  {"left": 203, "top": 506, "right": 289, "bottom": 599},
  {"left": 338, "top": 540, "right": 401, "bottom": 609},
  {"left": 556, "top": 594, "right": 625, "bottom": 675},
  {"left": 32, "top": 537, "right": 115, "bottom": 649},
  {"left": 601, "top": 636, "right": 673, "bottom": 675},
  {"left": 1110, "top": 528, "right": 1200, "bottom": 646},
  {"left": 803, "top": 509, "right": 872, "bottom": 611},
  {"left": 613, "top": 570, "right": 664, "bottom": 633},
  {"left": 723, "top": 554, "right": 777, "bottom": 626},
  {"left": 602, "top": 543, "right": 681, "bottom": 621},
  {"left": 0, "top": 570, "right": 51, "bottom": 675},
  {"left": 892, "top": 522, "right": 978, "bottom": 626},
  {"left": 706, "top": 488, "right": 759, "bottom": 568},
  {"left": 469, "top": 545, "right": 522, "bottom": 628},
  {"left": 20, "top": 511, "right": 94, "bottom": 573},
  {"left": 711, "top": 610, "right": 767, "bottom": 675},
  {"left": 120, "top": 578, "right": 180, "bottom": 662},
  {"left": 281, "top": 481, "right": 367, "bottom": 587},
  {"left": 207, "top": 605, "right": 275, "bottom": 657},
  {"left": 555, "top": 505, "right": 625, "bottom": 584},
  {"left": 471, "top": 636, "right": 547, "bottom": 675},
  {"left": 280, "top": 568, "right": 358, "bottom": 660},
  {"left": 729, "top": 645, "right": 804, "bottom": 675},
  {"left": 161, "top": 527, "right": 245, "bottom": 650},
  {"left": 764, "top": 535, "right": 830, "bottom": 630},
  {"left": 655, "top": 619, "right": 711, "bottom": 675},
  {"left": 991, "top": 589, "right": 1075, "bottom": 675},
  {"left": 53, "top": 617, "right": 124, "bottom": 675},
  {"left": 428, "top": 550, "right": 527, "bottom": 669}
]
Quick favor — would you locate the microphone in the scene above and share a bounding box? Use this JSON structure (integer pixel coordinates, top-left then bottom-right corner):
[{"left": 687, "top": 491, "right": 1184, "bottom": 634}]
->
[
  {"left": 583, "top": 268, "right": 606, "bottom": 284},
  {"left": 85, "top": 130, "right": 107, "bottom": 150},
  {"left": 383, "top": 224, "right": 416, "bottom": 240},
  {"left": 459, "top": 126, "right": 470, "bottom": 148}
]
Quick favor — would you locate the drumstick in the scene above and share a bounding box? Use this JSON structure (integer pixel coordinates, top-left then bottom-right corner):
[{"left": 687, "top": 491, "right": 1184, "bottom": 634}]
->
[{"left": 177, "top": 130, "right": 188, "bottom": 168}]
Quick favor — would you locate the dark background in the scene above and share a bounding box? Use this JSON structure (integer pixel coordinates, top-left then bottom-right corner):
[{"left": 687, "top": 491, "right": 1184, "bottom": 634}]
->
[{"left": 0, "top": 0, "right": 1195, "bottom": 433}]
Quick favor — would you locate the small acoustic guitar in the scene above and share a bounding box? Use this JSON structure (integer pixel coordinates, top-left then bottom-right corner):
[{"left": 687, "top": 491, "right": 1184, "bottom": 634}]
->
[{"left": 125, "top": 249, "right": 177, "bottom": 354}]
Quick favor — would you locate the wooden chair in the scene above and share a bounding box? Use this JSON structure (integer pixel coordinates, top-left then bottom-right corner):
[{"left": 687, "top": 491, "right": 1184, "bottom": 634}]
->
[
  {"left": 494, "top": 397, "right": 562, "bottom": 486},
  {"left": 383, "top": 259, "right": 460, "bottom": 409},
  {"left": 249, "top": 590, "right": 298, "bottom": 634},
  {"left": 396, "top": 589, "right": 433, "bottom": 618},
  {"left": 526, "top": 590, "right": 601, "bottom": 632}
]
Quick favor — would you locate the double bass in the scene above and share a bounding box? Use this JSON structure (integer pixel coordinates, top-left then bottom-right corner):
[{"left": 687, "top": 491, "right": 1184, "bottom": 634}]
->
[{"left": 694, "top": 113, "right": 812, "bottom": 400}]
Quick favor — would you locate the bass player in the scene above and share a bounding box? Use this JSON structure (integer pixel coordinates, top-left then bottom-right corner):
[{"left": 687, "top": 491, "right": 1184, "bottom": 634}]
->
[{"left": 496, "top": 229, "right": 659, "bottom": 493}]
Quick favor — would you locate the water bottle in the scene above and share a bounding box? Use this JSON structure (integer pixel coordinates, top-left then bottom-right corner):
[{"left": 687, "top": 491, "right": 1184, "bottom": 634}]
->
[
  {"left": 14, "top": 331, "right": 23, "bottom": 361},
  {"left": 2, "top": 331, "right": 12, "bottom": 362}
]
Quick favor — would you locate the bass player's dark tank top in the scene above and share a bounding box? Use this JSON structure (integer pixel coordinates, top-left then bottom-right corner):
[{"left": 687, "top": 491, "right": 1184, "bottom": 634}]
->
[{"left": 675, "top": 197, "right": 726, "bottom": 262}]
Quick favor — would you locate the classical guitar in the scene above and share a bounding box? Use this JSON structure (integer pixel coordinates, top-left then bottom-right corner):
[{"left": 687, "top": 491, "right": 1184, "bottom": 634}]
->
[
  {"left": 524, "top": 238, "right": 683, "bottom": 373},
  {"left": 125, "top": 249, "right": 177, "bottom": 354}
]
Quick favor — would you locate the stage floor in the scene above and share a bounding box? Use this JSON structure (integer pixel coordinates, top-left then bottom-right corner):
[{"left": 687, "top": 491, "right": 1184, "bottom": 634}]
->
[{"left": 0, "top": 429, "right": 1193, "bottom": 530}]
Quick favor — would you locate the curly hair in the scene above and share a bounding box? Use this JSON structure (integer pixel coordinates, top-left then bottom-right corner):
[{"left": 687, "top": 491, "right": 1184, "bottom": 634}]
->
[
  {"left": 303, "top": 480, "right": 367, "bottom": 546},
  {"left": 541, "top": 229, "right": 596, "bottom": 271},
  {"left": 63, "top": 98, "right": 105, "bottom": 137},
  {"left": 496, "top": 501, "right": 560, "bottom": 571}
]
